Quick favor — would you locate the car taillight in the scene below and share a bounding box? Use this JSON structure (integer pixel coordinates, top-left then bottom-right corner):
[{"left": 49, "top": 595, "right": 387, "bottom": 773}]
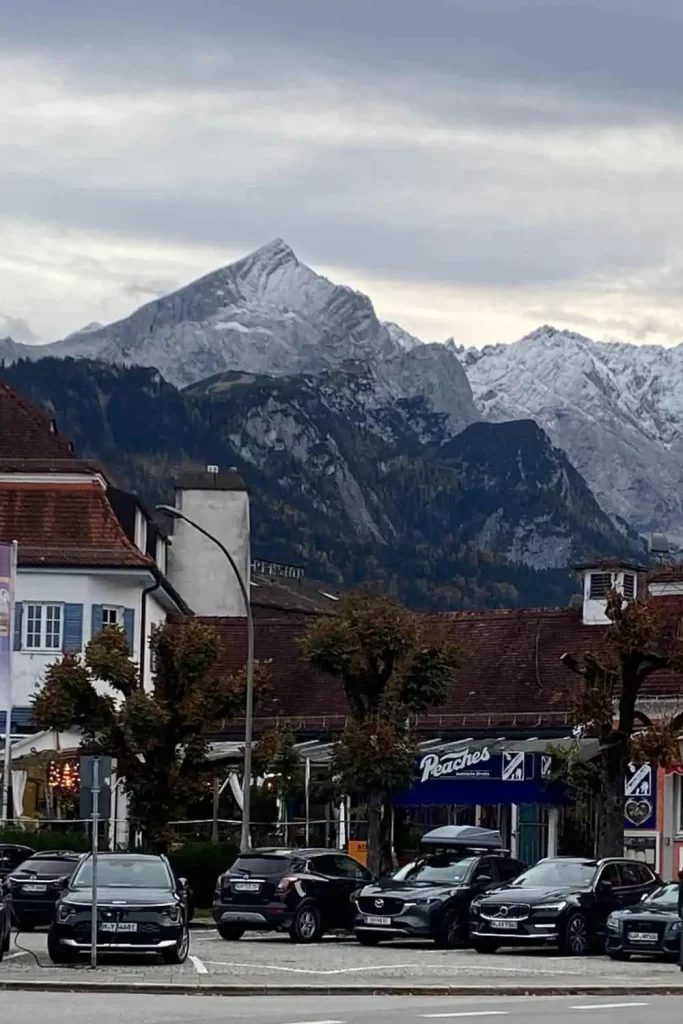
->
[{"left": 276, "top": 875, "right": 298, "bottom": 893}]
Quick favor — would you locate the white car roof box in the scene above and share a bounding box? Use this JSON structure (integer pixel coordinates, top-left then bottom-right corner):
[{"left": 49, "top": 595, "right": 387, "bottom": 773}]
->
[{"left": 420, "top": 825, "right": 504, "bottom": 849}]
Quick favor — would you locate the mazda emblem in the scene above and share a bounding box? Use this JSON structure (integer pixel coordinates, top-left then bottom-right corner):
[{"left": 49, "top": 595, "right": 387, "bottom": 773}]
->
[{"left": 374, "top": 899, "right": 384, "bottom": 909}]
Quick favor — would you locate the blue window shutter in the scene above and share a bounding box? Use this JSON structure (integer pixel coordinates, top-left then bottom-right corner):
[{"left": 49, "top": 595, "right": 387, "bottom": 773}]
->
[
  {"left": 91, "top": 604, "right": 104, "bottom": 640},
  {"left": 123, "top": 608, "right": 135, "bottom": 656},
  {"left": 13, "top": 602, "right": 22, "bottom": 651},
  {"left": 62, "top": 603, "right": 84, "bottom": 652}
]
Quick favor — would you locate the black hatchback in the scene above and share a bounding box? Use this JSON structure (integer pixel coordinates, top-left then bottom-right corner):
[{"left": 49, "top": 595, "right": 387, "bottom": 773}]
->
[
  {"left": 470, "top": 856, "right": 660, "bottom": 955},
  {"left": 5, "top": 851, "right": 82, "bottom": 929},
  {"left": 213, "top": 848, "right": 373, "bottom": 943},
  {"left": 605, "top": 881, "right": 682, "bottom": 960},
  {"left": 48, "top": 853, "right": 190, "bottom": 964}
]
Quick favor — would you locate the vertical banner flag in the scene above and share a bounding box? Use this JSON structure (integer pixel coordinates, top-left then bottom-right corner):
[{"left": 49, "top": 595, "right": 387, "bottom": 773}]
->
[{"left": 0, "top": 542, "right": 14, "bottom": 714}]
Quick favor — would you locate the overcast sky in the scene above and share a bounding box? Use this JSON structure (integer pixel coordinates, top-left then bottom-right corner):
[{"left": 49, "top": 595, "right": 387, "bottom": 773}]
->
[{"left": 3, "top": 0, "right": 683, "bottom": 346}]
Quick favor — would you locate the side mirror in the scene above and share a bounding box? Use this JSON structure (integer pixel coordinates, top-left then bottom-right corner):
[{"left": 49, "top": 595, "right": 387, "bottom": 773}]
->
[
  {"left": 597, "top": 880, "right": 613, "bottom": 894},
  {"left": 178, "top": 876, "right": 188, "bottom": 890},
  {"left": 640, "top": 892, "right": 649, "bottom": 902},
  {"left": 58, "top": 875, "right": 70, "bottom": 889},
  {"left": 475, "top": 875, "right": 492, "bottom": 885}
]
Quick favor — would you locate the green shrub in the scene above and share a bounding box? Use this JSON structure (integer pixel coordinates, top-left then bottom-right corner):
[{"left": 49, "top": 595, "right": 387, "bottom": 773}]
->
[
  {"left": 0, "top": 826, "right": 90, "bottom": 853},
  {"left": 168, "top": 841, "right": 238, "bottom": 909}
]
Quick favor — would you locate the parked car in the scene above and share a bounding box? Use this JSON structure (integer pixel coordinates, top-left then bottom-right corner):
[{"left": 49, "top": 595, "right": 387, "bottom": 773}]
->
[
  {"left": 5, "top": 851, "right": 82, "bottom": 930},
  {"left": 48, "top": 853, "right": 190, "bottom": 965},
  {"left": 0, "top": 843, "right": 35, "bottom": 882},
  {"left": 354, "top": 825, "right": 526, "bottom": 948},
  {"left": 0, "top": 883, "right": 11, "bottom": 962},
  {"left": 605, "top": 881, "right": 682, "bottom": 960},
  {"left": 470, "top": 856, "right": 660, "bottom": 956},
  {"left": 213, "top": 847, "right": 373, "bottom": 943}
]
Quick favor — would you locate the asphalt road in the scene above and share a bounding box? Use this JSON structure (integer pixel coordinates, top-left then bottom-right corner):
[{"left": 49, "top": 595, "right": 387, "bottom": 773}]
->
[
  {"left": 1, "top": 992, "right": 682, "bottom": 1024},
  {"left": 2, "top": 929, "right": 682, "bottom": 990}
]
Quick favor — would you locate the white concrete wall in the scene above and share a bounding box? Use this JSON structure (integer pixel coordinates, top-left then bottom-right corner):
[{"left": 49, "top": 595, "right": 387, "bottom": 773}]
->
[
  {"left": 12, "top": 569, "right": 167, "bottom": 706},
  {"left": 167, "top": 488, "right": 250, "bottom": 616}
]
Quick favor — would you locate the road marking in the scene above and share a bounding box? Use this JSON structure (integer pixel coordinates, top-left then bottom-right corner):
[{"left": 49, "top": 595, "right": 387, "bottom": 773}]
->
[
  {"left": 203, "top": 960, "right": 416, "bottom": 975},
  {"left": 570, "top": 1005, "right": 649, "bottom": 1011},
  {"left": 278, "top": 1020, "right": 346, "bottom": 1024},
  {"left": 189, "top": 954, "right": 208, "bottom": 975},
  {"left": 4, "top": 951, "right": 28, "bottom": 961},
  {"left": 421, "top": 1014, "right": 509, "bottom": 1020}
]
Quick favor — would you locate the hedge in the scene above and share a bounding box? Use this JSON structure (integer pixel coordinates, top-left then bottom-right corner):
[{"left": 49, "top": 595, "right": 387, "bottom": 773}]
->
[{"left": 0, "top": 826, "right": 90, "bottom": 853}]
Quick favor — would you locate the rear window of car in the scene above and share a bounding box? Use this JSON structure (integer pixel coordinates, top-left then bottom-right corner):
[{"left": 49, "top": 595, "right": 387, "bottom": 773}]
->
[
  {"left": 229, "top": 856, "right": 297, "bottom": 877},
  {"left": 14, "top": 859, "right": 77, "bottom": 877}
]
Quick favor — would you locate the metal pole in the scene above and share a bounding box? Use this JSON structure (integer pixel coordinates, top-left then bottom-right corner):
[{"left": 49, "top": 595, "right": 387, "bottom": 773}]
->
[
  {"left": 211, "top": 776, "right": 220, "bottom": 845},
  {"left": 1, "top": 541, "right": 18, "bottom": 824},
  {"left": 90, "top": 757, "right": 100, "bottom": 970},
  {"left": 304, "top": 758, "right": 311, "bottom": 846},
  {"left": 154, "top": 505, "right": 254, "bottom": 853}
]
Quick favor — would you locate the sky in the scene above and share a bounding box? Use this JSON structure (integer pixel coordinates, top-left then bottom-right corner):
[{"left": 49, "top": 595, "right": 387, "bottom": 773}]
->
[{"left": 3, "top": 1, "right": 683, "bottom": 347}]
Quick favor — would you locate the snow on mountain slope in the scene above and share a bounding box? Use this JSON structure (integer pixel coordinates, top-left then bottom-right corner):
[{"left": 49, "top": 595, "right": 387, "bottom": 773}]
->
[
  {"left": 460, "top": 325, "right": 683, "bottom": 540},
  {"left": 0, "top": 239, "right": 476, "bottom": 431}
]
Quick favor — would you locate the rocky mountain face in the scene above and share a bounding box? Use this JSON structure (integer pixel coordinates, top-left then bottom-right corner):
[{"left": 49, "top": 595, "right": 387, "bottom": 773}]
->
[
  {"left": 0, "top": 240, "right": 477, "bottom": 433},
  {"left": 0, "top": 357, "right": 645, "bottom": 610},
  {"left": 458, "top": 326, "right": 683, "bottom": 542}
]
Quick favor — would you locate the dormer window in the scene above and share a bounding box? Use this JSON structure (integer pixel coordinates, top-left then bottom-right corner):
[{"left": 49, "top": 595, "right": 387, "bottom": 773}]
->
[
  {"left": 622, "top": 572, "right": 636, "bottom": 600},
  {"left": 589, "top": 572, "right": 612, "bottom": 600},
  {"left": 580, "top": 563, "right": 639, "bottom": 625}
]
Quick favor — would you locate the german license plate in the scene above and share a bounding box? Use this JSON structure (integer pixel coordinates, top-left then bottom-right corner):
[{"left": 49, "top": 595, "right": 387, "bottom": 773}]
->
[
  {"left": 365, "top": 915, "right": 391, "bottom": 926},
  {"left": 22, "top": 884, "right": 46, "bottom": 893},
  {"left": 629, "top": 931, "right": 657, "bottom": 943},
  {"left": 234, "top": 882, "right": 261, "bottom": 893},
  {"left": 490, "top": 919, "right": 518, "bottom": 930},
  {"left": 101, "top": 922, "right": 138, "bottom": 933}
]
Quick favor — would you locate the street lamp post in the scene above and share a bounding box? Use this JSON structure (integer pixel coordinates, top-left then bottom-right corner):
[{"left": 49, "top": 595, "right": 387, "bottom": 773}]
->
[{"left": 156, "top": 504, "right": 254, "bottom": 853}]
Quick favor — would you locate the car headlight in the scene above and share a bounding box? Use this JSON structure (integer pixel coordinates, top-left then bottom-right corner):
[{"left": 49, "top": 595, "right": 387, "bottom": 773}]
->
[
  {"left": 57, "top": 902, "right": 78, "bottom": 923},
  {"left": 405, "top": 896, "right": 442, "bottom": 906},
  {"left": 669, "top": 920, "right": 681, "bottom": 934},
  {"left": 534, "top": 901, "right": 568, "bottom": 912},
  {"left": 606, "top": 913, "right": 622, "bottom": 932},
  {"left": 159, "top": 904, "right": 181, "bottom": 924}
]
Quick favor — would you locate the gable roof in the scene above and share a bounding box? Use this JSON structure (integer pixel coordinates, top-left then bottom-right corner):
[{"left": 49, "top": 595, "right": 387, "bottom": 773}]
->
[
  {"left": 0, "top": 378, "right": 76, "bottom": 461},
  {"left": 202, "top": 606, "right": 683, "bottom": 733},
  {"left": 0, "top": 480, "right": 153, "bottom": 568}
]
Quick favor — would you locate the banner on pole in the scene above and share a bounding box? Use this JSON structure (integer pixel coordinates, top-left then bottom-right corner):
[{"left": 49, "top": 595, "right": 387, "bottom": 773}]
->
[{"left": 0, "top": 542, "right": 15, "bottom": 714}]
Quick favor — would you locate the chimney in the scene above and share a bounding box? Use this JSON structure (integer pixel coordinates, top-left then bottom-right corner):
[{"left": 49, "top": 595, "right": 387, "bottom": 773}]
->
[
  {"left": 167, "top": 465, "right": 250, "bottom": 616},
  {"left": 576, "top": 559, "right": 640, "bottom": 625}
]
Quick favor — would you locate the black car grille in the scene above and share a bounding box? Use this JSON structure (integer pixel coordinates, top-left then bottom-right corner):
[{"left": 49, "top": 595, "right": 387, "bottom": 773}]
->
[
  {"left": 626, "top": 921, "right": 666, "bottom": 940},
  {"left": 480, "top": 903, "right": 531, "bottom": 920},
  {"left": 357, "top": 896, "right": 405, "bottom": 916}
]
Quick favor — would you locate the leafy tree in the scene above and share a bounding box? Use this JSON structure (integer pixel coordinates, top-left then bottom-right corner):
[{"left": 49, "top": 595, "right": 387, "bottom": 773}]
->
[
  {"left": 302, "top": 594, "right": 458, "bottom": 873},
  {"left": 32, "top": 620, "right": 269, "bottom": 850},
  {"left": 562, "top": 590, "right": 683, "bottom": 857}
]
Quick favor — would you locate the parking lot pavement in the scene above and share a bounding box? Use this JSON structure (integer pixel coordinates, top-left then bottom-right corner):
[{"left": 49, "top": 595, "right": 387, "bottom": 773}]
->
[{"left": 1, "top": 929, "right": 682, "bottom": 989}]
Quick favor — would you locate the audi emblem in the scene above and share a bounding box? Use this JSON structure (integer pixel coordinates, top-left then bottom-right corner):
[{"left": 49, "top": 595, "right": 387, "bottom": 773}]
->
[{"left": 374, "top": 899, "right": 384, "bottom": 909}]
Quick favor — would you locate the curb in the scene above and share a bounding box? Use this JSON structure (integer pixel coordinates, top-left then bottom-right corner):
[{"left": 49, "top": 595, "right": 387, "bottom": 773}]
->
[{"left": 2, "top": 980, "right": 683, "bottom": 997}]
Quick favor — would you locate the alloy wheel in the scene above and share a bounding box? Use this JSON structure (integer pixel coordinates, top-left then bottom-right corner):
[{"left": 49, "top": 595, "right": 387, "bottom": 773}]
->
[
  {"left": 298, "top": 909, "right": 318, "bottom": 940},
  {"left": 567, "top": 914, "right": 588, "bottom": 954}
]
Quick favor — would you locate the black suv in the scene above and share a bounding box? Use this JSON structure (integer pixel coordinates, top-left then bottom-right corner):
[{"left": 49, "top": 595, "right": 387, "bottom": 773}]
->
[
  {"left": 0, "top": 883, "right": 10, "bottom": 962},
  {"left": 470, "top": 856, "right": 660, "bottom": 955},
  {"left": 0, "top": 843, "right": 35, "bottom": 881},
  {"left": 213, "top": 848, "right": 373, "bottom": 943},
  {"left": 5, "top": 851, "right": 82, "bottom": 929},
  {"left": 354, "top": 829, "right": 525, "bottom": 948},
  {"left": 605, "top": 880, "right": 682, "bottom": 960},
  {"left": 48, "top": 853, "right": 190, "bottom": 964}
]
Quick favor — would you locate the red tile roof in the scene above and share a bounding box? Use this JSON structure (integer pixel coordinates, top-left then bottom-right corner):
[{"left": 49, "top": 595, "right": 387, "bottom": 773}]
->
[
  {"left": 0, "top": 379, "right": 76, "bottom": 460},
  {"left": 0, "top": 481, "right": 153, "bottom": 568},
  {"left": 202, "top": 606, "right": 683, "bottom": 732}
]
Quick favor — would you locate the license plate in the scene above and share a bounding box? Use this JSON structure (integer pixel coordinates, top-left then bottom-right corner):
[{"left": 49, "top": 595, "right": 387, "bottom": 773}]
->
[
  {"left": 629, "top": 931, "right": 658, "bottom": 943},
  {"left": 234, "top": 882, "right": 261, "bottom": 892},
  {"left": 22, "top": 884, "right": 46, "bottom": 893},
  {"left": 490, "top": 919, "right": 518, "bottom": 930},
  {"left": 365, "top": 915, "right": 392, "bottom": 926},
  {"left": 101, "top": 922, "right": 138, "bottom": 933}
]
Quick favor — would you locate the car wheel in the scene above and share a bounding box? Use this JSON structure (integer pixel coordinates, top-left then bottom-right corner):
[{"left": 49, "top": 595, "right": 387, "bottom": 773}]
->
[
  {"left": 289, "top": 903, "right": 323, "bottom": 944},
  {"left": 435, "top": 909, "right": 464, "bottom": 950},
  {"left": 560, "top": 913, "right": 589, "bottom": 956},
  {"left": 162, "top": 927, "right": 190, "bottom": 965},
  {"left": 471, "top": 938, "right": 499, "bottom": 954},
  {"left": 356, "top": 932, "right": 383, "bottom": 946},
  {"left": 217, "top": 923, "right": 246, "bottom": 941},
  {"left": 47, "top": 927, "right": 78, "bottom": 965},
  {"left": 607, "top": 951, "right": 630, "bottom": 961}
]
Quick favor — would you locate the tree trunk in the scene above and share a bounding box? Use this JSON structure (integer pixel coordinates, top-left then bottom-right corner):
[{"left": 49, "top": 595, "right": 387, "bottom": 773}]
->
[
  {"left": 366, "top": 790, "right": 383, "bottom": 876},
  {"left": 596, "top": 749, "right": 627, "bottom": 858}
]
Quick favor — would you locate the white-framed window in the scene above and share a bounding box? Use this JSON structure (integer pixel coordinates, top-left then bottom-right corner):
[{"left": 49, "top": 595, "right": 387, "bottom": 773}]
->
[
  {"left": 23, "top": 603, "right": 63, "bottom": 651},
  {"left": 675, "top": 774, "right": 683, "bottom": 835},
  {"left": 102, "top": 606, "right": 124, "bottom": 628}
]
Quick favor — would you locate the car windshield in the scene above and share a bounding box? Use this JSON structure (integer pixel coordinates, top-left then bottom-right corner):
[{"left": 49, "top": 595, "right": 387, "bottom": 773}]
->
[
  {"left": 73, "top": 857, "right": 171, "bottom": 889},
  {"left": 401, "top": 855, "right": 476, "bottom": 884},
  {"left": 645, "top": 883, "right": 679, "bottom": 907},
  {"left": 510, "top": 860, "right": 597, "bottom": 888},
  {"left": 13, "top": 859, "right": 76, "bottom": 877}
]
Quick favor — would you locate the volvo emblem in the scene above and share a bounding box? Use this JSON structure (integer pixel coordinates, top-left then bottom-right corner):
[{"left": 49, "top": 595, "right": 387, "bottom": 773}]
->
[
  {"left": 374, "top": 899, "right": 384, "bottom": 909},
  {"left": 498, "top": 906, "right": 509, "bottom": 917}
]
